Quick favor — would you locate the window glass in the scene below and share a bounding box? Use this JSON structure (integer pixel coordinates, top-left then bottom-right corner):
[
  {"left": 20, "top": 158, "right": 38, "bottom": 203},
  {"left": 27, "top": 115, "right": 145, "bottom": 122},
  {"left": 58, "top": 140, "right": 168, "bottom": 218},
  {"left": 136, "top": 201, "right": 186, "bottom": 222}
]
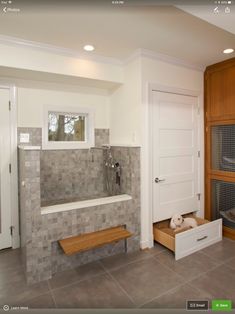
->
[{"left": 48, "top": 112, "right": 86, "bottom": 142}]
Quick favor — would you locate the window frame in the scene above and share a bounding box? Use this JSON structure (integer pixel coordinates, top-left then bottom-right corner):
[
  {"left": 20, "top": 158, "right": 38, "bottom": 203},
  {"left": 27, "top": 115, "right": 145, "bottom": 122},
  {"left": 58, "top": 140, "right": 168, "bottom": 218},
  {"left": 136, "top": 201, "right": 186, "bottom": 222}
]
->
[{"left": 42, "top": 104, "right": 95, "bottom": 150}]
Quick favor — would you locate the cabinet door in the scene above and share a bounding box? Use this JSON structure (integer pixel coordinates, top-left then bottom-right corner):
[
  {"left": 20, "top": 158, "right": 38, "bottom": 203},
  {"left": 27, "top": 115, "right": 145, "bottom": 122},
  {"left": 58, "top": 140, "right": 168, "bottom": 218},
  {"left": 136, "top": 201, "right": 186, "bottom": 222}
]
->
[
  {"left": 207, "top": 66, "right": 235, "bottom": 121},
  {"left": 223, "top": 66, "right": 235, "bottom": 117},
  {"left": 207, "top": 71, "right": 224, "bottom": 121}
]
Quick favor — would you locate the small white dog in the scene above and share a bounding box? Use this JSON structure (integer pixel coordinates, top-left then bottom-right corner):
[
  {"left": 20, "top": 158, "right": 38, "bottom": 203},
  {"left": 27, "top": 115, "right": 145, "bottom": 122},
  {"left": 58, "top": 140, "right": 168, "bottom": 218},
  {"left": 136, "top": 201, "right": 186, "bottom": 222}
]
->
[{"left": 170, "top": 214, "right": 197, "bottom": 231}]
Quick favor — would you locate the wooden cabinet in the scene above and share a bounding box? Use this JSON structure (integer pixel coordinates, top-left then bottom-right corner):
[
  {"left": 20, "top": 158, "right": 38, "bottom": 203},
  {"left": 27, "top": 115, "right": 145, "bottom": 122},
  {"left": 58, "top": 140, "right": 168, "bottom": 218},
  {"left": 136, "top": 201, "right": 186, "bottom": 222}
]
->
[
  {"left": 205, "top": 58, "right": 235, "bottom": 122},
  {"left": 205, "top": 57, "right": 235, "bottom": 240}
]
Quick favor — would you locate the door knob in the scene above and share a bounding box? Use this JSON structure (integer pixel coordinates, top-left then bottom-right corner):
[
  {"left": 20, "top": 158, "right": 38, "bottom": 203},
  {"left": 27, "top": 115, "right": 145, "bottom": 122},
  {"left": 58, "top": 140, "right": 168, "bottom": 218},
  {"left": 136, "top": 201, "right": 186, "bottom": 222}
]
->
[{"left": 155, "top": 177, "right": 165, "bottom": 183}]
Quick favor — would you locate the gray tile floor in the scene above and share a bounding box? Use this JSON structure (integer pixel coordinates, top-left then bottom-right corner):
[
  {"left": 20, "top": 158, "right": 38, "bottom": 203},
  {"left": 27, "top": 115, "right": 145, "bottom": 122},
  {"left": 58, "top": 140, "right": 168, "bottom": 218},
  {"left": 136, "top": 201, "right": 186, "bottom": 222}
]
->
[{"left": 0, "top": 238, "right": 235, "bottom": 309}]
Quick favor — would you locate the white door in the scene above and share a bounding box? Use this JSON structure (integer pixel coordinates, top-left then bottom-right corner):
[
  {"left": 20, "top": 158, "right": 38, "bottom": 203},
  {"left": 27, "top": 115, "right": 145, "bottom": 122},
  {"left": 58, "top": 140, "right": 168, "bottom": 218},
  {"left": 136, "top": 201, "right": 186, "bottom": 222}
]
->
[
  {"left": 152, "top": 90, "right": 200, "bottom": 222},
  {"left": 0, "top": 88, "right": 12, "bottom": 249}
]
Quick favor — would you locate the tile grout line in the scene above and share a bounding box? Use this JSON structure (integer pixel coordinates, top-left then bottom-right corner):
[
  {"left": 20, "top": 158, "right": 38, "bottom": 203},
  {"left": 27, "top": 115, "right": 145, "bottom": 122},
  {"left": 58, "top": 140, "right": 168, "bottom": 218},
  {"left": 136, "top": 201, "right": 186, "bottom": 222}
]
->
[
  {"left": 154, "top": 251, "right": 235, "bottom": 287},
  {"left": 47, "top": 280, "right": 58, "bottom": 308},
  {"left": 150, "top": 253, "right": 187, "bottom": 283},
  {"left": 49, "top": 289, "right": 58, "bottom": 308},
  {"left": 22, "top": 270, "right": 109, "bottom": 308},
  {"left": 182, "top": 264, "right": 221, "bottom": 285},
  {"left": 138, "top": 252, "right": 230, "bottom": 309},
  {"left": 199, "top": 249, "right": 235, "bottom": 265},
  {"left": 47, "top": 255, "right": 156, "bottom": 295},
  {"left": 48, "top": 271, "right": 106, "bottom": 293},
  {"left": 222, "top": 262, "right": 235, "bottom": 271},
  {"left": 137, "top": 281, "right": 187, "bottom": 308},
  {"left": 198, "top": 246, "right": 235, "bottom": 270},
  {"left": 98, "top": 260, "right": 137, "bottom": 307},
  {"left": 15, "top": 281, "right": 57, "bottom": 309},
  {"left": 100, "top": 247, "right": 168, "bottom": 272},
  {"left": 98, "top": 252, "right": 154, "bottom": 273},
  {"left": 46, "top": 263, "right": 107, "bottom": 293},
  {"left": 154, "top": 252, "right": 224, "bottom": 283},
  {"left": 185, "top": 281, "right": 214, "bottom": 301}
]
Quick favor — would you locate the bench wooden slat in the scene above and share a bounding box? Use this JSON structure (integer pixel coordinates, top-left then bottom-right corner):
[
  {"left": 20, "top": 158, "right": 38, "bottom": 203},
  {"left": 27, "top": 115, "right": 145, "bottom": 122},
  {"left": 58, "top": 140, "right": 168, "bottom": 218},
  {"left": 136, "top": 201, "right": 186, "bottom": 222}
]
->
[{"left": 59, "top": 226, "right": 132, "bottom": 256}]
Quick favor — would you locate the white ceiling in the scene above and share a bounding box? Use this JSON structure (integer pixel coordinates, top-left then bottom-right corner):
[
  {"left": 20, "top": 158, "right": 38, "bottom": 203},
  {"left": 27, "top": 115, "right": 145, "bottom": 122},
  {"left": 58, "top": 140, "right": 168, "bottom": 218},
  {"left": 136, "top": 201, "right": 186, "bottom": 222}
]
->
[
  {"left": 0, "top": 5, "right": 235, "bottom": 68},
  {"left": 177, "top": 5, "right": 235, "bottom": 36}
]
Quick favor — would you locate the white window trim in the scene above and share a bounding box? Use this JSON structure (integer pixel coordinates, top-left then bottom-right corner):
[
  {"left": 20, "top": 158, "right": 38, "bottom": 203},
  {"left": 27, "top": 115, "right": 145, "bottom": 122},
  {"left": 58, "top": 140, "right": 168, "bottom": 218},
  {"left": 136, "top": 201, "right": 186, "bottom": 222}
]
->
[{"left": 42, "top": 104, "right": 95, "bottom": 150}]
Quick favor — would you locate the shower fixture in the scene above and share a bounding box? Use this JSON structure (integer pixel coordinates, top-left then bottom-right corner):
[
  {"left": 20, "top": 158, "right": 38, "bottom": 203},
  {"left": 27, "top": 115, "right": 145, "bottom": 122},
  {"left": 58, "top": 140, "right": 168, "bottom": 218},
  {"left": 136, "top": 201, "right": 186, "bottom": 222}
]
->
[{"left": 89, "top": 145, "right": 121, "bottom": 195}]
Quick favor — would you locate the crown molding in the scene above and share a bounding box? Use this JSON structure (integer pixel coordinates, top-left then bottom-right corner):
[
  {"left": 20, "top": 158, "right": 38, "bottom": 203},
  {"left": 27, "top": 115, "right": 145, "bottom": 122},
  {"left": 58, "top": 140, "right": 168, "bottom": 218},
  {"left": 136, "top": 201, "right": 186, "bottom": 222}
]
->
[
  {"left": 0, "top": 34, "right": 123, "bottom": 66},
  {"left": 0, "top": 34, "right": 205, "bottom": 71},
  {"left": 124, "top": 48, "right": 205, "bottom": 72}
]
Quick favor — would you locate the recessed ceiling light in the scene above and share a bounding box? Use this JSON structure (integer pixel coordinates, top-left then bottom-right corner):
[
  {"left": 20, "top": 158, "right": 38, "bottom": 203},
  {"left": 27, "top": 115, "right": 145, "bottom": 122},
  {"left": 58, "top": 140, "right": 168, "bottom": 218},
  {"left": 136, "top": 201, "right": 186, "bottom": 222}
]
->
[
  {"left": 83, "top": 45, "right": 95, "bottom": 52},
  {"left": 223, "top": 48, "right": 234, "bottom": 54}
]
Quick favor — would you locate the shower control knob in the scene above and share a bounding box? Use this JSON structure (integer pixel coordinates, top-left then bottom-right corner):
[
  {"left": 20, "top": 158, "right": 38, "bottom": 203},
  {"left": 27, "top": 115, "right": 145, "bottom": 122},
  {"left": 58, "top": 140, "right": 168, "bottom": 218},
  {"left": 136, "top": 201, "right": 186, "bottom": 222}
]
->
[{"left": 155, "top": 177, "right": 165, "bottom": 183}]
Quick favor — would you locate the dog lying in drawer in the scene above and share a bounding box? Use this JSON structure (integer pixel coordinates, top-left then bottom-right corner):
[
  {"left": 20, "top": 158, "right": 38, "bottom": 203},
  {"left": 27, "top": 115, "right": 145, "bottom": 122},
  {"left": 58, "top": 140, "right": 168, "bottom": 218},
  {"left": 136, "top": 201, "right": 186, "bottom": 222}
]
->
[{"left": 153, "top": 213, "right": 222, "bottom": 260}]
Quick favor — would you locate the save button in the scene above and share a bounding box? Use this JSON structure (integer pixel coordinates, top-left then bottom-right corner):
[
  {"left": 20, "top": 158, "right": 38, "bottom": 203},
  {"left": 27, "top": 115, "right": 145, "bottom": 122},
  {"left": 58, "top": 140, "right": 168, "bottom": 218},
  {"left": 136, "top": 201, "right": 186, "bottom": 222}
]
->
[{"left": 212, "top": 300, "right": 232, "bottom": 311}]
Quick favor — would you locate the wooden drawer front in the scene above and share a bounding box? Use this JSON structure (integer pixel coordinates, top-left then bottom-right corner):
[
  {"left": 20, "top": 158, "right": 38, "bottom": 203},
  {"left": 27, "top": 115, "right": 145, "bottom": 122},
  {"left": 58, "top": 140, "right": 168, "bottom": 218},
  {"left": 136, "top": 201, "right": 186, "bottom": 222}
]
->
[{"left": 175, "top": 219, "right": 222, "bottom": 260}]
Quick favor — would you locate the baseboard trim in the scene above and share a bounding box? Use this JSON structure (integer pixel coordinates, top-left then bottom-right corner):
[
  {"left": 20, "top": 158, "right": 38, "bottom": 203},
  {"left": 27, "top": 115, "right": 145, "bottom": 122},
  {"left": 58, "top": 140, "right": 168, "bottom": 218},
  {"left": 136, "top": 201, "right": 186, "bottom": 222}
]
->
[
  {"left": 140, "top": 238, "right": 154, "bottom": 250},
  {"left": 12, "top": 235, "right": 20, "bottom": 249}
]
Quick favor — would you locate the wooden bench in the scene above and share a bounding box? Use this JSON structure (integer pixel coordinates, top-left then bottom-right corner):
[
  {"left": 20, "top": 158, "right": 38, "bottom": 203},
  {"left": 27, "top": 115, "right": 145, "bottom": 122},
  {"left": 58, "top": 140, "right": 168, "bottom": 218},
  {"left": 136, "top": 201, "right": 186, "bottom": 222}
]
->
[{"left": 58, "top": 225, "right": 132, "bottom": 256}]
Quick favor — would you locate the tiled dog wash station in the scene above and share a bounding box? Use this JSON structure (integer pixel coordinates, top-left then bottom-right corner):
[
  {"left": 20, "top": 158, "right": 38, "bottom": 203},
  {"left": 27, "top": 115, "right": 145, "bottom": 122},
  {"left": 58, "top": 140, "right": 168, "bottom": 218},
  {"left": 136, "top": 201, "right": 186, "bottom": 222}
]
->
[
  {"left": 18, "top": 128, "right": 140, "bottom": 284},
  {"left": 1, "top": 7, "right": 235, "bottom": 309}
]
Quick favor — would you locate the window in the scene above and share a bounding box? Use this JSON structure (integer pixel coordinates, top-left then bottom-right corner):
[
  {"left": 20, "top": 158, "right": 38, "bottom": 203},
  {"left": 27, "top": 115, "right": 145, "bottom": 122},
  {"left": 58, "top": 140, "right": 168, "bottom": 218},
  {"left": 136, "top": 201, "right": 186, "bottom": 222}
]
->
[
  {"left": 42, "top": 105, "right": 94, "bottom": 150},
  {"left": 48, "top": 112, "right": 86, "bottom": 142}
]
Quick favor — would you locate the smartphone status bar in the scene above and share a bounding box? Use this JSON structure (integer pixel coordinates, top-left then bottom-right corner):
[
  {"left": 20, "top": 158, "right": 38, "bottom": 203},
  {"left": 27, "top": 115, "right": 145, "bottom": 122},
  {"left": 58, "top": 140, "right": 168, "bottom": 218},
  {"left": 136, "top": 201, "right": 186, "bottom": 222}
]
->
[{"left": 0, "top": 0, "right": 234, "bottom": 6}]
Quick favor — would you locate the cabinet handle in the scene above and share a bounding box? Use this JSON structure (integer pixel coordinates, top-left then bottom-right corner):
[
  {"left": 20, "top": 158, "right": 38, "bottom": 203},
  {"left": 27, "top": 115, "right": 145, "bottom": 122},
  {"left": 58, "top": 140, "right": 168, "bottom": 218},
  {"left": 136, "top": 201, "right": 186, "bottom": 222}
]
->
[{"left": 197, "top": 236, "right": 208, "bottom": 242}]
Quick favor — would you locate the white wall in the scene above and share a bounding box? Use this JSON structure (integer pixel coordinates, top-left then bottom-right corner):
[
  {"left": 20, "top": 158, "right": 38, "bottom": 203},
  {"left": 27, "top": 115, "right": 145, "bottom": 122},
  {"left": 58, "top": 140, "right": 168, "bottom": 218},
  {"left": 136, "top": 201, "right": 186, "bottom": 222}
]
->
[
  {"left": 109, "top": 58, "right": 142, "bottom": 146},
  {"left": 0, "top": 43, "right": 123, "bottom": 84},
  {"left": 17, "top": 87, "right": 109, "bottom": 129},
  {"left": 141, "top": 56, "right": 204, "bottom": 249},
  {"left": 141, "top": 57, "right": 203, "bottom": 91}
]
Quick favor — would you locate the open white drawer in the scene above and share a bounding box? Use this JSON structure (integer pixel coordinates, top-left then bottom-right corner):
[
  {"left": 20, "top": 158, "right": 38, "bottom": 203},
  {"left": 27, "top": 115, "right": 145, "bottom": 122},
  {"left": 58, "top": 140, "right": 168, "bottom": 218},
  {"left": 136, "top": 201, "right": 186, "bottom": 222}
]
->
[{"left": 153, "top": 215, "right": 222, "bottom": 260}]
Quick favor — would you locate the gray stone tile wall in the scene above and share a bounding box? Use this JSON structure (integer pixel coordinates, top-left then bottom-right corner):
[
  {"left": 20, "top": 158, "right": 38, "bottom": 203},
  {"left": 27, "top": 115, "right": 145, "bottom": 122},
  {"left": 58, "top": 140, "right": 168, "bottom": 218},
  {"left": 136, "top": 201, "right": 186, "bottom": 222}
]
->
[
  {"left": 19, "top": 148, "right": 41, "bottom": 279},
  {"left": 17, "top": 127, "right": 109, "bottom": 148},
  {"left": 17, "top": 128, "right": 42, "bottom": 146},
  {"left": 18, "top": 145, "right": 141, "bottom": 284},
  {"left": 40, "top": 128, "right": 109, "bottom": 204},
  {"left": 95, "top": 129, "right": 109, "bottom": 147},
  {"left": 18, "top": 128, "right": 110, "bottom": 205},
  {"left": 40, "top": 149, "right": 107, "bottom": 205},
  {"left": 111, "top": 147, "right": 132, "bottom": 195}
]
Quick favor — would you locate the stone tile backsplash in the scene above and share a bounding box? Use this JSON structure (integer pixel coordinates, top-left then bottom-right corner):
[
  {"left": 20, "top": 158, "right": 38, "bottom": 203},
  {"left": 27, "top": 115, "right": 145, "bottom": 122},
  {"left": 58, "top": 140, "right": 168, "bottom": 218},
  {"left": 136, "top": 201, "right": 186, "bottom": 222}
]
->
[
  {"left": 17, "top": 127, "right": 109, "bottom": 148},
  {"left": 95, "top": 129, "right": 109, "bottom": 147},
  {"left": 18, "top": 128, "right": 110, "bottom": 204},
  {"left": 17, "top": 127, "right": 42, "bottom": 146},
  {"left": 40, "top": 149, "right": 107, "bottom": 205}
]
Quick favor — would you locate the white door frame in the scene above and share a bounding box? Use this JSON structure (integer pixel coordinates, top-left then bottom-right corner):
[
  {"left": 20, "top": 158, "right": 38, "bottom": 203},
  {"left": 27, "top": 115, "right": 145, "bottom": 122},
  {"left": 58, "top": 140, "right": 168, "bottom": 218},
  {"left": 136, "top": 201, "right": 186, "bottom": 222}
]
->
[
  {"left": 0, "top": 85, "right": 19, "bottom": 249},
  {"left": 140, "top": 83, "right": 204, "bottom": 249}
]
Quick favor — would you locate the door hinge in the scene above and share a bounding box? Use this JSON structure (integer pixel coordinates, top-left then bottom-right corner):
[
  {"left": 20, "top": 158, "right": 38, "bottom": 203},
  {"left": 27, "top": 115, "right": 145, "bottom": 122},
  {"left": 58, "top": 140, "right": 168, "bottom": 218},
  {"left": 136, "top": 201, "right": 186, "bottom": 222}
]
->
[
  {"left": 9, "top": 101, "right": 11, "bottom": 111},
  {"left": 198, "top": 151, "right": 201, "bottom": 158},
  {"left": 10, "top": 226, "right": 14, "bottom": 236},
  {"left": 9, "top": 163, "right": 11, "bottom": 174},
  {"left": 197, "top": 193, "right": 201, "bottom": 201},
  {"left": 197, "top": 106, "right": 200, "bottom": 114},
  {"left": 206, "top": 126, "right": 208, "bottom": 132}
]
